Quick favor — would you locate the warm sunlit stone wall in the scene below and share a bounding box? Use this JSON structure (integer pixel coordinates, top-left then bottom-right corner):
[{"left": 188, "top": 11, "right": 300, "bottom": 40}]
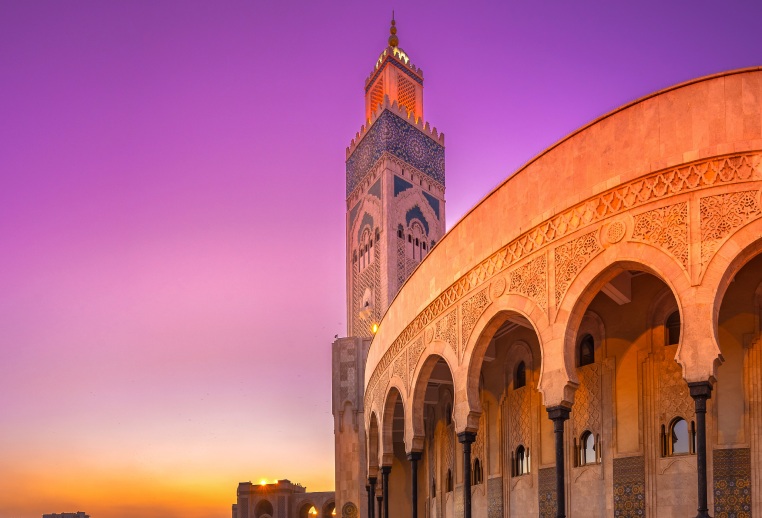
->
[{"left": 360, "top": 68, "right": 762, "bottom": 518}]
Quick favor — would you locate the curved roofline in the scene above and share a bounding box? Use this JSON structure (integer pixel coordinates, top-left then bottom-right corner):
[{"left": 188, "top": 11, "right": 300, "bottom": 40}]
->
[{"left": 371, "top": 66, "right": 762, "bottom": 347}]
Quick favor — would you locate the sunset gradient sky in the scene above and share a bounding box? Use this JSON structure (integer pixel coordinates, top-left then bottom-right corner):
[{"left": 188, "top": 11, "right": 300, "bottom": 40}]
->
[{"left": 1, "top": 1, "right": 761, "bottom": 517}]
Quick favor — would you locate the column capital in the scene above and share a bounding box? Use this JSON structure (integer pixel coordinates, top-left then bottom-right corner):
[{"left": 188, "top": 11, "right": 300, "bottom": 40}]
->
[
  {"left": 380, "top": 465, "right": 392, "bottom": 475},
  {"left": 457, "top": 431, "right": 477, "bottom": 444},
  {"left": 407, "top": 451, "right": 422, "bottom": 462},
  {"left": 688, "top": 380, "right": 713, "bottom": 399},
  {"left": 368, "top": 476, "right": 377, "bottom": 485},
  {"left": 546, "top": 405, "right": 571, "bottom": 421}
]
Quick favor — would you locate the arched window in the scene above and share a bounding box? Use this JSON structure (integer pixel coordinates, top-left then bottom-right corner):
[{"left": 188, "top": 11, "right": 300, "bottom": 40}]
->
[
  {"left": 515, "top": 361, "right": 526, "bottom": 389},
  {"left": 515, "top": 445, "right": 529, "bottom": 475},
  {"left": 473, "top": 458, "right": 482, "bottom": 485},
  {"left": 669, "top": 417, "right": 694, "bottom": 455},
  {"left": 666, "top": 311, "right": 681, "bottom": 345},
  {"left": 446, "top": 469, "right": 453, "bottom": 492},
  {"left": 579, "top": 431, "right": 596, "bottom": 465},
  {"left": 445, "top": 404, "right": 452, "bottom": 426},
  {"left": 579, "top": 334, "right": 595, "bottom": 367}
]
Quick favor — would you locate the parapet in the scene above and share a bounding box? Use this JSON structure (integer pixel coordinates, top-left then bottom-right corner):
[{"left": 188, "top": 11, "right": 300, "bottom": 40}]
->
[{"left": 346, "top": 94, "right": 445, "bottom": 160}]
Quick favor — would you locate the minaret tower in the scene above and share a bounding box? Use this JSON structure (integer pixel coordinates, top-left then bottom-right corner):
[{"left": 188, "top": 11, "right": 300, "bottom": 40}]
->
[
  {"left": 344, "top": 16, "right": 446, "bottom": 338},
  {"left": 331, "top": 17, "right": 447, "bottom": 516}
]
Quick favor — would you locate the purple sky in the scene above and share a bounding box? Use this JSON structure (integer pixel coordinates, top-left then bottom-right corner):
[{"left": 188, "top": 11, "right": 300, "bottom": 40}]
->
[{"left": 1, "top": 1, "right": 760, "bottom": 517}]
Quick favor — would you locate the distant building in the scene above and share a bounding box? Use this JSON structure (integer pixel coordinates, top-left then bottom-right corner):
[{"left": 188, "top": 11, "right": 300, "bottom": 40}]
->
[
  {"left": 43, "top": 513, "right": 89, "bottom": 518},
  {"left": 232, "top": 479, "right": 334, "bottom": 518}
]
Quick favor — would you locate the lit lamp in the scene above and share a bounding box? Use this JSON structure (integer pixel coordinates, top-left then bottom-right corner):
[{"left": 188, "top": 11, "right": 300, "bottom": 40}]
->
[{"left": 372, "top": 323, "right": 378, "bottom": 334}]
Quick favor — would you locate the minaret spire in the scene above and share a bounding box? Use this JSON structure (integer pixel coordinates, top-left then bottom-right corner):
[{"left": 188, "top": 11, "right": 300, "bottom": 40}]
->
[{"left": 388, "top": 13, "right": 398, "bottom": 47}]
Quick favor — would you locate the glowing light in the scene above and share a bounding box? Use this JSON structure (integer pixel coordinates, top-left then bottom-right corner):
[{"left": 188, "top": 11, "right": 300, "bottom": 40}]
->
[
  {"left": 372, "top": 324, "right": 378, "bottom": 333},
  {"left": 260, "top": 480, "right": 266, "bottom": 485},
  {"left": 309, "top": 507, "right": 318, "bottom": 515}
]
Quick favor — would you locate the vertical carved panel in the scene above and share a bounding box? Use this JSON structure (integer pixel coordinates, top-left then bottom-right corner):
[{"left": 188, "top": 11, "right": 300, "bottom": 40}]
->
[
  {"left": 700, "top": 190, "right": 762, "bottom": 271},
  {"left": 554, "top": 231, "right": 601, "bottom": 307},
  {"left": 434, "top": 308, "right": 458, "bottom": 356},
  {"left": 509, "top": 387, "right": 531, "bottom": 451},
  {"left": 461, "top": 287, "right": 491, "bottom": 355},
  {"left": 659, "top": 357, "right": 694, "bottom": 424},
  {"left": 408, "top": 337, "right": 425, "bottom": 387},
  {"left": 393, "top": 349, "right": 407, "bottom": 392},
  {"left": 339, "top": 342, "right": 357, "bottom": 405},
  {"left": 631, "top": 202, "right": 689, "bottom": 269},
  {"left": 374, "top": 369, "right": 389, "bottom": 415},
  {"left": 572, "top": 363, "right": 602, "bottom": 437},
  {"left": 473, "top": 412, "right": 485, "bottom": 470},
  {"left": 509, "top": 254, "right": 548, "bottom": 311}
]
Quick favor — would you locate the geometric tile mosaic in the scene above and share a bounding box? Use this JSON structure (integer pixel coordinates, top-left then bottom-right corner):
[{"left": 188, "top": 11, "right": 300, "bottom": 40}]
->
[
  {"left": 538, "top": 467, "right": 557, "bottom": 518},
  {"left": 713, "top": 448, "right": 751, "bottom": 518},
  {"left": 613, "top": 456, "right": 645, "bottom": 518},
  {"left": 346, "top": 110, "right": 445, "bottom": 196}
]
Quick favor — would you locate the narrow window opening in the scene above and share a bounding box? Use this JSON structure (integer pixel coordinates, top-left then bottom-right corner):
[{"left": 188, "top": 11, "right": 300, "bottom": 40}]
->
[
  {"left": 666, "top": 311, "right": 681, "bottom": 345},
  {"left": 515, "top": 361, "right": 526, "bottom": 389},
  {"left": 579, "top": 334, "right": 595, "bottom": 367},
  {"left": 580, "top": 431, "right": 596, "bottom": 465},
  {"left": 446, "top": 469, "right": 453, "bottom": 492}
]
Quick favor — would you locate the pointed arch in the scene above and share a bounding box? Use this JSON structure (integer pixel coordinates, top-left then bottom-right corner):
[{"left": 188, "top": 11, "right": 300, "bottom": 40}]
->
[
  {"left": 462, "top": 292, "right": 550, "bottom": 432},
  {"left": 408, "top": 349, "right": 456, "bottom": 453}
]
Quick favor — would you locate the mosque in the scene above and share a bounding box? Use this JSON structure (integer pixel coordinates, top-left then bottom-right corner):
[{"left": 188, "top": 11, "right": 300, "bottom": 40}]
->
[{"left": 328, "top": 16, "right": 762, "bottom": 518}]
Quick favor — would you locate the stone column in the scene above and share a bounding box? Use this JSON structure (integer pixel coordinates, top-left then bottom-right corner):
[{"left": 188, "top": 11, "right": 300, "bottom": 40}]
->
[
  {"left": 376, "top": 495, "right": 383, "bottom": 518},
  {"left": 689, "top": 381, "right": 713, "bottom": 518},
  {"left": 458, "top": 432, "right": 477, "bottom": 518},
  {"left": 407, "top": 452, "right": 422, "bottom": 518},
  {"left": 368, "top": 478, "right": 376, "bottom": 518},
  {"left": 547, "top": 406, "right": 571, "bottom": 518},
  {"left": 381, "top": 466, "right": 391, "bottom": 518}
]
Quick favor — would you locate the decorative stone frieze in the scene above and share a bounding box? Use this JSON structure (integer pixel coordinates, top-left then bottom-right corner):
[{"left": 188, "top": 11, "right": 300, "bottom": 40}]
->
[{"left": 408, "top": 337, "right": 425, "bottom": 387}]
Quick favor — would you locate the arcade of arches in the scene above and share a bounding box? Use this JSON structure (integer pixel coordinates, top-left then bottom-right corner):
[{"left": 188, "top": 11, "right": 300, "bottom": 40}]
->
[
  {"left": 349, "top": 68, "right": 762, "bottom": 518},
  {"left": 330, "top": 18, "right": 762, "bottom": 518}
]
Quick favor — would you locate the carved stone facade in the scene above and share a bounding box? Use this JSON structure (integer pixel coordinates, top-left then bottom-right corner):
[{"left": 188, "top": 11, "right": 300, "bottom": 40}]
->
[{"left": 345, "top": 41, "right": 762, "bottom": 518}]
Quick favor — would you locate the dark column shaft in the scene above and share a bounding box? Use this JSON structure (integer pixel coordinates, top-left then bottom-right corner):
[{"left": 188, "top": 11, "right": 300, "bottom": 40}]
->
[
  {"left": 547, "top": 406, "right": 571, "bottom": 518},
  {"left": 376, "top": 496, "right": 382, "bottom": 518},
  {"left": 381, "top": 466, "right": 391, "bottom": 518},
  {"left": 458, "top": 432, "right": 477, "bottom": 518},
  {"left": 689, "top": 381, "right": 713, "bottom": 518},
  {"left": 407, "top": 452, "right": 422, "bottom": 518},
  {"left": 368, "top": 477, "right": 376, "bottom": 518}
]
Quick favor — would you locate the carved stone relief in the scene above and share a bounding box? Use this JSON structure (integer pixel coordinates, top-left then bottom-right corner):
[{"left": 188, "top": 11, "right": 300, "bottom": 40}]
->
[
  {"left": 554, "top": 230, "right": 601, "bottom": 307},
  {"left": 700, "top": 189, "right": 762, "bottom": 272},
  {"left": 339, "top": 342, "right": 357, "bottom": 405},
  {"left": 509, "top": 386, "right": 531, "bottom": 451},
  {"left": 509, "top": 255, "right": 548, "bottom": 311},
  {"left": 572, "top": 363, "right": 602, "bottom": 437},
  {"left": 460, "top": 287, "right": 491, "bottom": 356},
  {"left": 631, "top": 202, "right": 689, "bottom": 270},
  {"left": 408, "top": 337, "right": 425, "bottom": 387},
  {"left": 393, "top": 349, "right": 408, "bottom": 392},
  {"left": 659, "top": 356, "right": 694, "bottom": 424},
  {"left": 434, "top": 308, "right": 458, "bottom": 356}
]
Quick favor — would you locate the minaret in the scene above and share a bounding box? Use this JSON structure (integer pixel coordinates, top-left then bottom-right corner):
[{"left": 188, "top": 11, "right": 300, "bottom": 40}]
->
[
  {"left": 332, "top": 17, "right": 446, "bottom": 516},
  {"left": 345, "top": 16, "right": 446, "bottom": 338}
]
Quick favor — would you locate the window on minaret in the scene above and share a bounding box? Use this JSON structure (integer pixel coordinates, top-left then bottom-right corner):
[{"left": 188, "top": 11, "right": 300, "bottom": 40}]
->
[
  {"left": 370, "top": 76, "right": 384, "bottom": 115},
  {"left": 398, "top": 75, "right": 416, "bottom": 113}
]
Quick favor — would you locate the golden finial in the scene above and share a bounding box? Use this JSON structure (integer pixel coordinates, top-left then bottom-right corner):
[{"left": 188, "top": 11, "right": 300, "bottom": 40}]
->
[{"left": 388, "top": 11, "right": 398, "bottom": 47}]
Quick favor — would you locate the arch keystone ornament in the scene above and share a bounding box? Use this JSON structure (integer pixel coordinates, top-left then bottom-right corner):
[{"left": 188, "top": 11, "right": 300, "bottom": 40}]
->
[
  {"left": 606, "top": 220, "right": 626, "bottom": 244},
  {"left": 491, "top": 276, "right": 506, "bottom": 298}
]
